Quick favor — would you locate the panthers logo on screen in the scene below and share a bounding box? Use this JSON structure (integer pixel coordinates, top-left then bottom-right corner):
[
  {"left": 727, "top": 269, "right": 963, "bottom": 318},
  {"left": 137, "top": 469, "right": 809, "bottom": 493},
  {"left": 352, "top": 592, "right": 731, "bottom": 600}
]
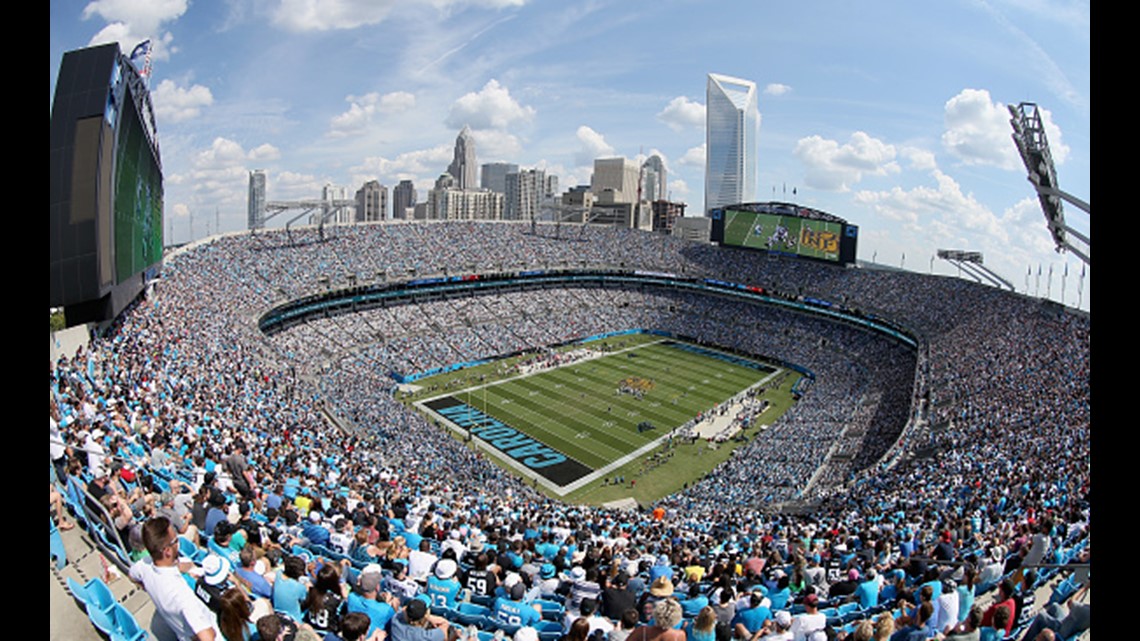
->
[{"left": 799, "top": 227, "right": 839, "bottom": 254}]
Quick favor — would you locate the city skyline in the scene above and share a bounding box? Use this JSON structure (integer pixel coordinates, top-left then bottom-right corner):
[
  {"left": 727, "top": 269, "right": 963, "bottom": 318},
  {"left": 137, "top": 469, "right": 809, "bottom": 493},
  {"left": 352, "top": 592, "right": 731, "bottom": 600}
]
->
[{"left": 49, "top": 0, "right": 1090, "bottom": 309}]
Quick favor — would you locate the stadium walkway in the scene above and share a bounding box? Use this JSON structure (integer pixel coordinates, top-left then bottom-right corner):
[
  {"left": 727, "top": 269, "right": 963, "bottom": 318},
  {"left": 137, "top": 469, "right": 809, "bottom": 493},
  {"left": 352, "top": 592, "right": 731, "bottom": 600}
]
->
[{"left": 50, "top": 522, "right": 156, "bottom": 641}]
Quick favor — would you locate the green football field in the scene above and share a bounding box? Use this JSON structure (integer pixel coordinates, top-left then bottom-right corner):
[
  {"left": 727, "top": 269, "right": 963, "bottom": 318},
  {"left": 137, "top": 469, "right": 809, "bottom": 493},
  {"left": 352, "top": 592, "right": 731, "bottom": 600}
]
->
[{"left": 411, "top": 334, "right": 800, "bottom": 503}]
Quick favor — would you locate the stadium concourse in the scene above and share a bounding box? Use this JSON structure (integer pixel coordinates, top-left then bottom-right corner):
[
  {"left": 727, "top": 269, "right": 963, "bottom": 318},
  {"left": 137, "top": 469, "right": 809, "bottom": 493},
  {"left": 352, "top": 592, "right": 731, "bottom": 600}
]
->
[{"left": 50, "top": 221, "right": 1089, "bottom": 641}]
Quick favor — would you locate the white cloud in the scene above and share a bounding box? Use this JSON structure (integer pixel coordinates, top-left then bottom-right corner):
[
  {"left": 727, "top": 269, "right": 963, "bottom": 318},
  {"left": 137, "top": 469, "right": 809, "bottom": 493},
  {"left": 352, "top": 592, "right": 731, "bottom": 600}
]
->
[
  {"left": 195, "top": 138, "right": 248, "bottom": 168},
  {"left": 82, "top": 0, "right": 187, "bottom": 39},
  {"left": 668, "top": 178, "right": 689, "bottom": 199},
  {"left": 763, "top": 83, "right": 791, "bottom": 96},
  {"left": 657, "top": 96, "right": 705, "bottom": 131},
  {"left": 469, "top": 129, "right": 523, "bottom": 162},
  {"left": 329, "top": 91, "right": 417, "bottom": 138},
  {"left": 794, "top": 131, "right": 898, "bottom": 191},
  {"left": 853, "top": 169, "right": 1005, "bottom": 243},
  {"left": 356, "top": 145, "right": 454, "bottom": 183},
  {"left": 152, "top": 79, "right": 213, "bottom": 123},
  {"left": 249, "top": 144, "right": 281, "bottom": 162},
  {"left": 272, "top": 0, "right": 527, "bottom": 32},
  {"left": 445, "top": 79, "right": 535, "bottom": 131},
  {"left": 271, "top": 0, "right": 398, "bottom": 32},
  {"left": 941, "top": 88, "right": 1070, "bottom": 170},
  {"left": 678, "top": 143, "right": 705, "bottom": 167},
  {"left": 83, "top": 0, "right": 182, "bottom": 62},
  {"left": 574, "top": 126, "right": 615, "bottom": 167},
  {"left": 900, "top": 146, "right": 937, "bottom": 171},
  {"left": 169, "top": 138, "right": 285, "bottom": 210},
  {"left": 274, "top": 171, "right": 327, "bottom": 199}
]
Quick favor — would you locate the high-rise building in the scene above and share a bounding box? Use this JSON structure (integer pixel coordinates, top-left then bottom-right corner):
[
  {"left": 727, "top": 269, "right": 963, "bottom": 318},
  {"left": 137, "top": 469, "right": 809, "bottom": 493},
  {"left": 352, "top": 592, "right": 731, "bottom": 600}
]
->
[
  {"left": 428, "top": 172, "right": 503, "bottom": 221},
  {"left": 591, "top": 157, "right": 640, "bottom": 204},
  {"left": 651, "top": 199, "right": 686, "bottom": 233},
  {"left": 544, "top": 174, "right": 559, "bottom": 201},
  {"left": 481, "top": 162, "right": 518, "bottom": 194},
  {"left": 355, "top": 180, "right": 387, "bottom": 222},
  {"left": 248, "top": 170, "right": 266, "bottom": 230},
  {"left": 705, "top": 73, "right": 759, "bottom": 214},
  {"left": 504, "top": 168, "right": 546, "bottom": 221},
  {"left": 393, "top": 180, "right": 416, "bottom": 220},
  {"left": 642, "top": 155, "right": 667, "bottom": 202},
  {"left": 447, "top": 125, "right": 478, "bottom": 190}
]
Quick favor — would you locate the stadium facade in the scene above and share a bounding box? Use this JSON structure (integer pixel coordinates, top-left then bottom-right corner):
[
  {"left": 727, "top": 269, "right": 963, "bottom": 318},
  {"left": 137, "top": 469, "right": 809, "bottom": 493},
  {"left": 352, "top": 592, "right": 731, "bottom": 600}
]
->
[{"left": 50, "top": 42, "right": 163, "bottom": 325}]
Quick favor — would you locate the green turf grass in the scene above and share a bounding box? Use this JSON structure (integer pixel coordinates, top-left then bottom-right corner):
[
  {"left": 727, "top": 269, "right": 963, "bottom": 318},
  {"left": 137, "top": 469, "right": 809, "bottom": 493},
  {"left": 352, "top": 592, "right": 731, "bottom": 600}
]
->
[{"left": 408, "top": 333, "right": 801, "bottom": 505}]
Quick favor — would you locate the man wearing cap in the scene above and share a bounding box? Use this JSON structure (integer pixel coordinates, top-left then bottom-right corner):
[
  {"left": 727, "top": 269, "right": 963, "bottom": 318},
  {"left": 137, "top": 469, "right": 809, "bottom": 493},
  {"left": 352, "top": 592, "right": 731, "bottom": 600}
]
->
[
  {"left": 494, "top": 581, "right": 543, "bottom": 629},
  {"left": 347, "top": 565, "right": 400, "bottom": 639},
  {"left": 934, "top": 577, "right": 960, "bottom": 635},
  {"left": 194, "top": 554, "right": 234, "bottom": 612},
  {"left": 390, "top": 597, "right": 451, "bottom": 641},
  {"left": 754, "top": 610, "right": 793, "bottom": 641},
  {"left": 301, "top": 511, "right": 332, "bottom": 548},
  {"left": 567, "top": 566, "right": 603, "bottom": 617},
  {"left": 425, "top": 558, "right": 463, "bottom": 610},
  {"left": 600, "top": 572, "right": 637, "bottom": 621},
  {"left": 788, "top": 593, "right": 825, "bottom": 641},
  {"left": 130, "top": 516, "right": 221, "bottom": 640}
]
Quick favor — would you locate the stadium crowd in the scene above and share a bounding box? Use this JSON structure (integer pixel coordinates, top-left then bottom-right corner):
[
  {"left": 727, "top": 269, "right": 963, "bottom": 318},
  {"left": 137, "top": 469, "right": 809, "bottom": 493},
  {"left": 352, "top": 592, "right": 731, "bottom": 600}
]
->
[{"left": 51, "top": 221, "right": 1089, "bottom": 641}]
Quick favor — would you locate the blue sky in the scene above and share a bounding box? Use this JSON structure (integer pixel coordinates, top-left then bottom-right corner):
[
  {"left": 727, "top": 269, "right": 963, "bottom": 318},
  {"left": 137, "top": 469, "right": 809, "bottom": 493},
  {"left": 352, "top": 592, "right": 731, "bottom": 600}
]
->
[{"left": 50, "top": 0, "right": 1090, "bottom": 310}]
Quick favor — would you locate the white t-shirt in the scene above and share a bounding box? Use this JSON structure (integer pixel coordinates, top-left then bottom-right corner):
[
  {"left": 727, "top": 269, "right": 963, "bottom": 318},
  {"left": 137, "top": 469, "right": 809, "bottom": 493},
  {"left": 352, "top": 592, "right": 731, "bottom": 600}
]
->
[{"left": 130, "top": 558, "right": 220, "bottom": 641}]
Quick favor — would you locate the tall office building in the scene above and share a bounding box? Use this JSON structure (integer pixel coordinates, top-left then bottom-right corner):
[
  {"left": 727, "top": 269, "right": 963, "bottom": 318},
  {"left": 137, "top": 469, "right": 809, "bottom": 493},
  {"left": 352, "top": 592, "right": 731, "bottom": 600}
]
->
[
  {"left": 544, "top": 174, "right": 559, "bottom": 201},
  {"left": 355, "top": 180, "right": 387, "bottom": 222},
  {"left": 393, "top": 180, "right": 416, "bottom": 220},
  {"left": 248, "top": 170, "right": 266, "bottom": 230},
  {"left": 481, "top": 162, "right": 518, "bottom": 194},
  {"left": 504, "top": 168, "right": 546, "bottom": 221},
  {"left": 705, "top": 73, "right": 759, "bottom": 214},
  {"left": 642, "top": 155, "right": 667, "bottom": 202},
  {"left": 591, "top": 157, "right": 640, "bottom": 204},
  {"left": 447, "top": 125, "right": 478, "bottom": 190},
  {"left": 429, "top": 173, "right": 503, "bottom": 221}
]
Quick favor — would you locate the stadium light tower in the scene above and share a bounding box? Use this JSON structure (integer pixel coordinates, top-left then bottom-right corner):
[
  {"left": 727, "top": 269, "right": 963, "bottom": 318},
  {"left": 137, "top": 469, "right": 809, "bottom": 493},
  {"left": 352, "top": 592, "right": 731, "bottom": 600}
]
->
[
  {"left": 1009, "top": 102, "right": 1089, "bottom": 265},
  {"left": 936, "top": 250, "right": 1013, "bottom": 291}
]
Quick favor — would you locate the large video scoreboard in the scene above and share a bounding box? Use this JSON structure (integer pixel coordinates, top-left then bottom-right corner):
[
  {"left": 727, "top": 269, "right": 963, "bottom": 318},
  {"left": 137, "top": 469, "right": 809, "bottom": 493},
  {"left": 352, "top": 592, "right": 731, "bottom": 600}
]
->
[
  {"left": 50, "top": 42, "right": 163, "bottom": 324},
  {"left": 710, "top": 202, "right": 858, "bottom": 265}
]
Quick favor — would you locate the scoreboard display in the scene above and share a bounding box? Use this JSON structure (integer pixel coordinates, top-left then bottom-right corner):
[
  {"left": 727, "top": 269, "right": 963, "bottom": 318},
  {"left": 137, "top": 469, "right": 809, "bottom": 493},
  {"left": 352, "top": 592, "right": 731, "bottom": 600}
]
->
[{"left": 710, "top": 203, "right": 857, "bottom": 265}]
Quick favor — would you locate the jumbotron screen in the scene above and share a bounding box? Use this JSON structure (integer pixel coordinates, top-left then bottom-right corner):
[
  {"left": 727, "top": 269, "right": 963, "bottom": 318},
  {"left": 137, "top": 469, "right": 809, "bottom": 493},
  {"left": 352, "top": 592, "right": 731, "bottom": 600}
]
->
[
  {"left": 710, "top": 203, "right": 858, "bottom": 265},
  {"left": 113, "top": 86, "right": 164, "bottom": 282}
]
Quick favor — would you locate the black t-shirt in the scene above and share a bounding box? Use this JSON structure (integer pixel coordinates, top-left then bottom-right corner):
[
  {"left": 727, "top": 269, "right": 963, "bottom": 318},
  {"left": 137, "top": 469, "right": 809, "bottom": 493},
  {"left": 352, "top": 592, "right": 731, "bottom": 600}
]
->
[
  {"left": 304, "top": 591, "right": 345, "bottom": 633},
  {"left": 195, "top": 578, "right": 227, "bottom": 613},
  {"left": 600, "top": 587, "right": 636, "bottom": 621},
  {"left": 463, "top": 568, "right": 498, "bottom": 597}
]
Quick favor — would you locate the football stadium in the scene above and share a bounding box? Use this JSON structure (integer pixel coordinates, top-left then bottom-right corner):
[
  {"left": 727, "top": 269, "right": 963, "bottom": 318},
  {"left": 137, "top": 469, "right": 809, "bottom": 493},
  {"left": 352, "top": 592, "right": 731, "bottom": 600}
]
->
[
  {"left": 50, "top": 36, "right": 1089, "bottom": 641},
  {"left": 50, "top": 219, "right": 1090, "bottom": 641}
]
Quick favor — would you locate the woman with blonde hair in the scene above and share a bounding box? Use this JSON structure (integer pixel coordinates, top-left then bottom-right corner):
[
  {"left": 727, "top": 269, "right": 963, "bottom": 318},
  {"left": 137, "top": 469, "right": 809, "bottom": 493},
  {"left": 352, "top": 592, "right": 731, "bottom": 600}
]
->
[
  {"left": 630, "top": 598, "right": 686, "bottom": 641},
  {"left": 872, "top": 611, "right": 894, "bottom": 641},
  {"left": 683, "top": 606, "right": 717, "bottom": 641}
]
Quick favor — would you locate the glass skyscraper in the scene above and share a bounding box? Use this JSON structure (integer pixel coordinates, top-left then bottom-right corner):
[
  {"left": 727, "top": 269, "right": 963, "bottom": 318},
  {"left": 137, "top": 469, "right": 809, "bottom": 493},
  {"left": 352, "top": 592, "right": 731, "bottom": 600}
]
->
[{"left": 705, "top": 73, "right": 759, "bottom": 215}]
